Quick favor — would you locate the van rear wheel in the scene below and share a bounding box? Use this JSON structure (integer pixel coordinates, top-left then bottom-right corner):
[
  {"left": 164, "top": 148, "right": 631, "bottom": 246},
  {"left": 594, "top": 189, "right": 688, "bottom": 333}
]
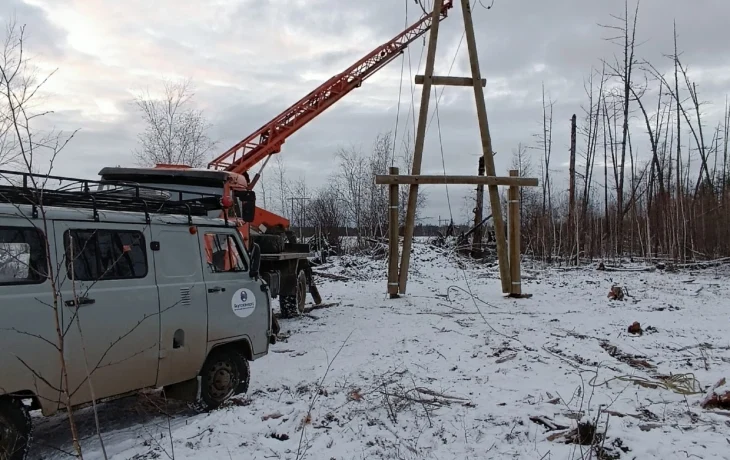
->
[
  {"left": 198, "top": 348, "right": 244, "bottom": 411},
  {"left": 0, "top": 398, "right": 31, "bottom": 460}
]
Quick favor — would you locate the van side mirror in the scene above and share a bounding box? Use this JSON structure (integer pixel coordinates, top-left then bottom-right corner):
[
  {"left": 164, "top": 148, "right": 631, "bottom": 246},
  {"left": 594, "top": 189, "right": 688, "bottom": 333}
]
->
[
  {"left": 249, "top": 243, "right": 261, "bottom": 279},
  {"left": 234, "top": 190, "right": 256, "bottom": 222}
]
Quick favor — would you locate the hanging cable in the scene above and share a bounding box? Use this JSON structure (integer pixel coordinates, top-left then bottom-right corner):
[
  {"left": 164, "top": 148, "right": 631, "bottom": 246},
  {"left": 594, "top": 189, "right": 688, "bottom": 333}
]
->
[
  {"left": 425, "top": 26, "right": 465, "bottom": 135},
  {"left": 404, "top": 32, "right": 426, "bottom": 157},
  {"left": 391, "top": 0, "right": 409, "bottom": 168},
  {"left": 427, "top": 0, "right": 482, "bottom": 228},
  {"left": 425, "top": 0, "right": 515, "bottom": 342},
  {"left": 478, "top": 0, "right": 495, "bottom": 10},
  {"left": 434, "top": 85, "right": 453, "bottom": 225}
]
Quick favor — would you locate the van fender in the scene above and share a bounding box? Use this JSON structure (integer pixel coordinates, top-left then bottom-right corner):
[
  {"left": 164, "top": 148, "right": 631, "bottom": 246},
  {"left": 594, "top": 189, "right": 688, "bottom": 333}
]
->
[
  {"left": 206, "top": 337, "right": 254, "bottom": 362},
  {"left": 164, "top": 337, "right": 255, "bottom": 404}
]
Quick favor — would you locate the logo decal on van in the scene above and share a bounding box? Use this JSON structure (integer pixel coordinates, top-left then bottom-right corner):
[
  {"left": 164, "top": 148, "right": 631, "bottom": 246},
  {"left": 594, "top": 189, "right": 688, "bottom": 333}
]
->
[{"left": 231, "top": 288, "right": 256, "bottom": 318}]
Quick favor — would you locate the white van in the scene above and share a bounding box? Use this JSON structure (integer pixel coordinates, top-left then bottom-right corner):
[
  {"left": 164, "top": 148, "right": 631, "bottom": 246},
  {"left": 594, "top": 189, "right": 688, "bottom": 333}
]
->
[{"left": 0, "top": 170, "right": 274, "bottom": 459}]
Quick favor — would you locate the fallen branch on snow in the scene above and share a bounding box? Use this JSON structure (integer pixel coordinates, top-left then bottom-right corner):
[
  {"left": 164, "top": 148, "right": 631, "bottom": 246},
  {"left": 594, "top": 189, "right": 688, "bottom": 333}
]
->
[
  {"left": 529, "top": 415, "right": 569, "bottom": 431},
  {"left": 312, "top": 271, "right": 351, "bottom": 281}
]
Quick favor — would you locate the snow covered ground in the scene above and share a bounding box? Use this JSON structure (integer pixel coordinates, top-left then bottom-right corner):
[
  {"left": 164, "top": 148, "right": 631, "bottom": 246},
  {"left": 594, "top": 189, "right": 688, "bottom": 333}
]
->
[{"left": 31, "top": 242, "right": 730, "bottom": 460}]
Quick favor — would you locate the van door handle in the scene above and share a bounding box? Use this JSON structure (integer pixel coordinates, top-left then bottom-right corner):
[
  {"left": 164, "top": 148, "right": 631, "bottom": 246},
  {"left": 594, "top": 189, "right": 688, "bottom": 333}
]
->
[
  {"left": 65, "top": 297, "right": 95, "bottom": 307},
  {"left": 208, "top": 287, "right": 226, "bottom": 293}
]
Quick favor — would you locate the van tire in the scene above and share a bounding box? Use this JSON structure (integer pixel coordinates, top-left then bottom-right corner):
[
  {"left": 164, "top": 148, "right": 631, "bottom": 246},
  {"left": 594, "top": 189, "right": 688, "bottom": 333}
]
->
[
  {"left": 0, "top": 398, "right": 32, "bottom": 460},
  {"left": 234, "top": 352, "right": 251, "bottom": 396},
  {"left": 280, "top": 270, "right": 306, "bottom": 318},
  {"left": 198, "top": 348, "right": 244, "bottom": 411}
]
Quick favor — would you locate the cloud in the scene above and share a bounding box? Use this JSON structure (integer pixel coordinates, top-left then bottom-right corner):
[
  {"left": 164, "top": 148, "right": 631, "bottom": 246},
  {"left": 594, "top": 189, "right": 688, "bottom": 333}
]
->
[
  {"left": 2, "top": 0, "right": 729, "bottom": 223},
  {"left": 0, "top": 0, "right": 67, "bottom": 57}
]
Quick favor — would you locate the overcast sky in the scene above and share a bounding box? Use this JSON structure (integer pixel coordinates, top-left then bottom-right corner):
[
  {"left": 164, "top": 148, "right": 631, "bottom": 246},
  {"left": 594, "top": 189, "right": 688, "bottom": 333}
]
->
[{"left": 2, "top": 0, "right": 729, "bottom": 225}]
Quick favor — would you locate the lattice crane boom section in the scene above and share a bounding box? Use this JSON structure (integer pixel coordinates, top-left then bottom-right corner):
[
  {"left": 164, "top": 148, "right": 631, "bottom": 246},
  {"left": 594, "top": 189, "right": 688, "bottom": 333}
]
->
[{"left": 207, "top": 0, "right": 453, "bottom": 175}]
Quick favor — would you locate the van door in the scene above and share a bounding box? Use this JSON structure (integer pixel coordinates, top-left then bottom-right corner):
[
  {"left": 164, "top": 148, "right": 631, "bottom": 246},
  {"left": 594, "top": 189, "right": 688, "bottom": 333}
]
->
[
  {"left": 53, "top": 221, "right": 160, "bottom": 405},
  {"left": 150, "top": 225, "right": 208, "bottom": 388},
  {"left": 198, "top": 227, "right": 270, "bottom": 355},
  {"left": 0, "top": 222, "right": 62, "bottom": 414}
]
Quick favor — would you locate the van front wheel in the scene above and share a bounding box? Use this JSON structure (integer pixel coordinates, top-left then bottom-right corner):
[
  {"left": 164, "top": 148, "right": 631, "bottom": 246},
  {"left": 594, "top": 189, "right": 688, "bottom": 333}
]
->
[
  {"left": 234, "top": 352, "right": 251, "bottom": 396},
  {"left": 198, "top": 349, "right": 244, "bottom": 411},
  {"left": 0, "top": 398, "right": 31, "bottom": 460}
]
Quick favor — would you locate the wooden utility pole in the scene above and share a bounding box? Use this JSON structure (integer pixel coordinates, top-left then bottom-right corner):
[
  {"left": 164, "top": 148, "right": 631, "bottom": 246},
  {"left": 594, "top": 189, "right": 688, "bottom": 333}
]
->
[
  {"left": 385, "top": 0, "right": 537, "bottom": 298},
  {"left": 398, "top": 0, "right": 444, "bottom": 295},
  {"left": 472, "top": 156, "right": 485, "bottom": 256},
  {"left": 459, "top": 0, "right": 511, "bottom": 294},
  {"left": 508, "top": 170, "right": 522, "bottom": 296},
  {"left": 388, "top": 167, "right": 400, "bottom": 298},
  {"left": 569, "top": 113, "right": 577, "bottom": 264}
]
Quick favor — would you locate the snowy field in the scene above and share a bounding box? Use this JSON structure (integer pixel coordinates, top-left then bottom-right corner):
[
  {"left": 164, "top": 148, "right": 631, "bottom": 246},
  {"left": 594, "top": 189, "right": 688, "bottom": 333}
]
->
[{"left": 30, "top": 242, "right": 730, "bottom": 460}]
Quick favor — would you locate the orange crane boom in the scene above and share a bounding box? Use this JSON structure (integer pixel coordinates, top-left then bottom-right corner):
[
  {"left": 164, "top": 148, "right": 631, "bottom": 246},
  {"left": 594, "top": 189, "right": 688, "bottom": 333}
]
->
[{"left": 207, "top": 0, "right": 453, "bottom": 184}]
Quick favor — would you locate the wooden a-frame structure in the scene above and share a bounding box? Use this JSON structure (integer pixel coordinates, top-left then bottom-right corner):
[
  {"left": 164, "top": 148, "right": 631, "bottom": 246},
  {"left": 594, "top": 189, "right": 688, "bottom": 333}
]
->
[{"left": 376, "top": 0, "right": 538, "bottom": 298}]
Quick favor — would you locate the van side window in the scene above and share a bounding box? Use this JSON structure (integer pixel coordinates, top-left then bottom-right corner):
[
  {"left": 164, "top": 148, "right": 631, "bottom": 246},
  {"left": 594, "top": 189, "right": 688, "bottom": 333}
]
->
[
  {"left": 0, "top": 226, "right": 48, "bottom": 285},
  {"left": 64, "top": 229, "right": 148, "bottom": 281},
  {"left": 203, "top": 233, "right": 248, "bottom": 273}
]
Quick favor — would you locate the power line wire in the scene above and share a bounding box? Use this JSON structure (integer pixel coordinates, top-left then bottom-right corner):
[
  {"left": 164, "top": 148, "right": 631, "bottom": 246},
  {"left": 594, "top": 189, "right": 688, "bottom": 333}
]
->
[
  {"left": 391, "top": 0, "right": 409, "bottom": 168},
  {"left": 405, "top": 29, "right": 426, "bottom": 157},
  {"left": 434, "top": 85, "right": 453, "bottom": 224},
  {"left": 478, "top": 0, "right": 496, "bottom": 10}
]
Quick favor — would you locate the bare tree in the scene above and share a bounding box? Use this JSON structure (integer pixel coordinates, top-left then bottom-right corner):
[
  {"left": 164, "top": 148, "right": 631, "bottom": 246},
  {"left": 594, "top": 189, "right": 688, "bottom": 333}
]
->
[
  {"left": 537, "top": 83, "right": 554, "bottom": 216},
  {"left": 721, "top": 96, "right": 730, "bottom": 199},
  {"left": 600, "top": 0, "right": 641, "bottom": 256},
  {"left": 0, "top": 19, "right": 85, "bottom": 457},
  {"left": 335, "top": 144, "right": 367, "bottom": 240},
  {"left": 307, "top": 183, "right": 346, "bottom": 248},
  {"left": 0, "top": 83, "right": 19, "bottom": 169},
  {"left": 134, "top": 78, "right": 217, "bottom": 168},
  {"left": 568, "top": 113, "right": 577, "bottom": 262},
  {"left": 272, "top": 154, "right": 290, "bottom": 219},
  {"left": 579, "top": 64, "right": 606, "bottom": 259},
  {"left": 494, "top": 2, "right": 730, "bottom": 264},
  {"left": 510, "top": 142, "right": 534, "bottom": 210}
]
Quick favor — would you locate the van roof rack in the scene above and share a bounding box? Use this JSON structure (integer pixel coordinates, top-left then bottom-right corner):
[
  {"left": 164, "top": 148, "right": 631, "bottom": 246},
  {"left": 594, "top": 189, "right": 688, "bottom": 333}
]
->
[{"left": 0, "top": 169, "right": 228, "bottom": 223}]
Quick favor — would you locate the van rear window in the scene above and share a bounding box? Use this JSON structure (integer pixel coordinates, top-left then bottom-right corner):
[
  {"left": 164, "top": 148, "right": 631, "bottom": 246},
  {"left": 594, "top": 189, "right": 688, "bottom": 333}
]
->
[
  {"left": 64, "top": 229, "right": 148, "bottom": 281},
  {"left": 0, "top": 226, "right": 48, "bottom": 285}
]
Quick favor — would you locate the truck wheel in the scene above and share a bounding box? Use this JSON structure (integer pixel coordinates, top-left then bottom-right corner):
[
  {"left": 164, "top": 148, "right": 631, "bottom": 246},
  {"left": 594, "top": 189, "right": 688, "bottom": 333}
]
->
[
  {"left": 198, "top": 348, "right": 244, "bottom": 411},
  {"left": 280, "top": 270, "right": 306, "bottom": 318},
  {"left": 0, "top": 398, "right": 32, "bottom": 460}
]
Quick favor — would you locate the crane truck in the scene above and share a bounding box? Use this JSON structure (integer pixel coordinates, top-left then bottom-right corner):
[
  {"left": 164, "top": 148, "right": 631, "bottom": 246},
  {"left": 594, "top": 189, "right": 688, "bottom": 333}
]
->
[{"left": 97, "top": 1, "right": 453, "bottom": 318}]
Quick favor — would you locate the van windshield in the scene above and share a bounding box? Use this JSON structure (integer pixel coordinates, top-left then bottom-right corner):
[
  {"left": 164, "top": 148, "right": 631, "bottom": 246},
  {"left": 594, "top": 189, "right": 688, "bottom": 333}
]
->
[{"left": 204, "top": 233, "right": 248, "bottom": 273}]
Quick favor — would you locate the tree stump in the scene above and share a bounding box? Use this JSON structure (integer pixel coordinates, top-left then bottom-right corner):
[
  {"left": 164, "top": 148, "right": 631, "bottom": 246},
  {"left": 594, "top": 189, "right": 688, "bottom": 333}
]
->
[{"left": 608, "top": 286, "right": 624, "bottom": 301}]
